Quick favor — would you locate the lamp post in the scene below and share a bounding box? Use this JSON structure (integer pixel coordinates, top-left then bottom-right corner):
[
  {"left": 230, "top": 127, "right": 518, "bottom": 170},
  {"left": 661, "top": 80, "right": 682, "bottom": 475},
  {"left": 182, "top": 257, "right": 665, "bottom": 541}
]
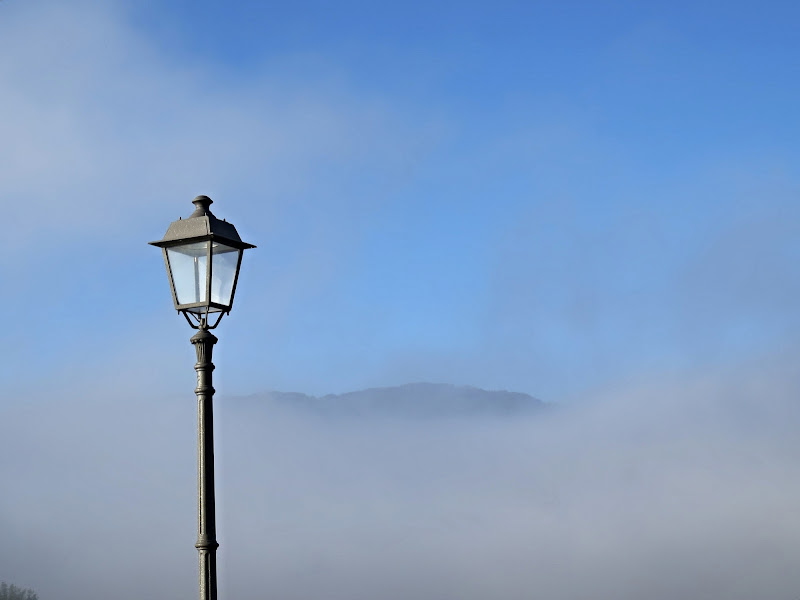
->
[{"left": 150, "top": 196, "right": 255, "bottom": 600}]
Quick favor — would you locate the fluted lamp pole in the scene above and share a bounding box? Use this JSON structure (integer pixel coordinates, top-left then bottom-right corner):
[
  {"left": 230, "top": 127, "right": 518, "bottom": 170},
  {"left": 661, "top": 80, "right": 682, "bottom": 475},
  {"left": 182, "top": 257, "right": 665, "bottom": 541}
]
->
[{"left": 150, "top": 196, "right": 255, "bottom": 600}]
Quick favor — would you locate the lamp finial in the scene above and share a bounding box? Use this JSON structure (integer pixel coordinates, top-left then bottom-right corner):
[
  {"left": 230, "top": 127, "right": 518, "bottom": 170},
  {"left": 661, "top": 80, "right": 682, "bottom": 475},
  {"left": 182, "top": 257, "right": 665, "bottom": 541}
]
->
[{"left": 190, "top": 196, "right": 214, "bottom": 218}]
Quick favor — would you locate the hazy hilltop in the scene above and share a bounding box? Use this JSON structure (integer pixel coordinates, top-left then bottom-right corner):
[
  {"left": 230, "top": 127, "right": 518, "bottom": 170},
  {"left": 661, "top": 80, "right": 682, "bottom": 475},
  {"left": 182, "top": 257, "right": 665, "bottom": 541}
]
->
[{"left": 234, "top": 383, "right": 545, "bottom": 418}]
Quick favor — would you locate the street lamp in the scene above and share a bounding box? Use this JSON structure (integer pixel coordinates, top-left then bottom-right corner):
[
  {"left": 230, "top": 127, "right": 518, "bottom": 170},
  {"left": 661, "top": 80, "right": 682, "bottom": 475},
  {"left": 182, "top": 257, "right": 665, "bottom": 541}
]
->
[{"left": 150, "top": 195, "right": 255, "bottom": 600}]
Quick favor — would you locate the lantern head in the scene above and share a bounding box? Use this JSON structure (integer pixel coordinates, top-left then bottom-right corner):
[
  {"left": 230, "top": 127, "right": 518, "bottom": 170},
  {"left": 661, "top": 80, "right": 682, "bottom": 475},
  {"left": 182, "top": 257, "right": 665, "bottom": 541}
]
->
[{"left": 150, "top": 196, "right": 255, "bottom": 328}]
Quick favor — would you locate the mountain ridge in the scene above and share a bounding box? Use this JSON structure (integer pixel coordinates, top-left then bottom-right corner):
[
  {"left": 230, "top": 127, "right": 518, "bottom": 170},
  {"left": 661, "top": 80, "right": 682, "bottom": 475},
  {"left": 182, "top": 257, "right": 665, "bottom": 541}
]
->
[{"left": 235, "top": 382, "right": 546, "bottom": 418}]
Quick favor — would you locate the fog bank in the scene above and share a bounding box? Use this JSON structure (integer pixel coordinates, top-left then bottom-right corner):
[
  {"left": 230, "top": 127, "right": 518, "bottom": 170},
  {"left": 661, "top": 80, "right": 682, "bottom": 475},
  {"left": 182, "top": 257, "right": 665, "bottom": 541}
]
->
[{"left": 2, "top": 355, "right": 800, "bottom": 599}]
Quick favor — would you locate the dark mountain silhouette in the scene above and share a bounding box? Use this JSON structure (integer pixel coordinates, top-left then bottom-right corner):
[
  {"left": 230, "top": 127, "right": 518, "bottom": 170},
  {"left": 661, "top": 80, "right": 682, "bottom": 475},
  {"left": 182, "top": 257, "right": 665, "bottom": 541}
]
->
[{"left": 235, "top": 383, "right": 545, "bottom": 418}]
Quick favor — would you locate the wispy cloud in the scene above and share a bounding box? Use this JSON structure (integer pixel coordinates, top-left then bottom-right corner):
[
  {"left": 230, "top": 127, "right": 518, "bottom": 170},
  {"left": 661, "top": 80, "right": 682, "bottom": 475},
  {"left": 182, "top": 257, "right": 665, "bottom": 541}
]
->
[{"left": 0, "top": 0, "right": 437, "bottom": 254}]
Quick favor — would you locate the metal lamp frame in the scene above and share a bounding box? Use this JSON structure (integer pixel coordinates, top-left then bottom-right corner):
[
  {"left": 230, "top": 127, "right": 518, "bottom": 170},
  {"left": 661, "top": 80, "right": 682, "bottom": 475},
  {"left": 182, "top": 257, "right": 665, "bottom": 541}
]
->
[
  {"left": 158, "top": 237, "right": 246, "bottom": 330},
  {"left": 150, "top": 196, "right": 255, "bottom": 329}
]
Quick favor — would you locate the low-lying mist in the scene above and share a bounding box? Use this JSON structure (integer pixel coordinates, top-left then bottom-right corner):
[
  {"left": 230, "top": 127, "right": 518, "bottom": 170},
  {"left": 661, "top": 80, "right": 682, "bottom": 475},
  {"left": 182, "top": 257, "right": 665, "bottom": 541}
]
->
[{"left": 2, "top": 355, "right": 800, "bottom": 600}]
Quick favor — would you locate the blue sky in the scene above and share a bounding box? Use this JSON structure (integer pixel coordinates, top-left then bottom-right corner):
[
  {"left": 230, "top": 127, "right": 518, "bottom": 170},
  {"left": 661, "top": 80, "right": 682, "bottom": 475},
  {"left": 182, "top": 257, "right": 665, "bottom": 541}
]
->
[
  {"left": 4, "top": 2, "right": 800, "bottom": 598},
  {"left": 2, "top": 0, "right": 799, "bottom": 401}
]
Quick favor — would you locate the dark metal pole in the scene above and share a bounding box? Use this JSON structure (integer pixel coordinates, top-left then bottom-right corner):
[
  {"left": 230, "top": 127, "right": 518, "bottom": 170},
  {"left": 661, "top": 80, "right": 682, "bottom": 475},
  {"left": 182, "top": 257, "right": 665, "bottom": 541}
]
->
[{"left": 191, "top": 325, "right": 219, "bottom": 600}]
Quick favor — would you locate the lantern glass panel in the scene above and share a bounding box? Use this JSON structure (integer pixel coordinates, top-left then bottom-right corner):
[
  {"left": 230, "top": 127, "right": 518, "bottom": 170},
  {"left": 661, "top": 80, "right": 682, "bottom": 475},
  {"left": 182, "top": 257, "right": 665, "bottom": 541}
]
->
[
  {"left": 211, "top": 242, "right": 240, "bottom": 307},
  {"left": 167, "top": 242, "right": 209, "bottom": 306}
]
